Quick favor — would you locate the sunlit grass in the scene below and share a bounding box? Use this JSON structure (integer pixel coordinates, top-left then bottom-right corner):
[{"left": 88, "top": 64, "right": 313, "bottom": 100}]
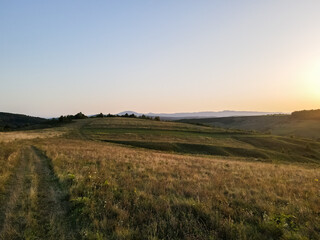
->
[
  {"left": 0, "top": 129, "right": 64, "bottom": 142},
  {"left": 38, "top": 138, "right": 320, "bottom": 239},
  {"left": 0, "top": 142, "right": 20, "bottom": 194},
  {"left": 1, "top": 118, "right": 320, "bottom": 239}
]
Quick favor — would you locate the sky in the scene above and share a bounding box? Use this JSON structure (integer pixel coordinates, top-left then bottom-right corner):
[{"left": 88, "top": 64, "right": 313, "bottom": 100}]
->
[{"left": 1, "top": 0, "right": 320, "bottom": 117}]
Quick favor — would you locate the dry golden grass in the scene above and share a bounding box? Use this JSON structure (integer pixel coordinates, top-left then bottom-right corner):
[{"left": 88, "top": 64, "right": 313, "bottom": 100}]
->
[
  {"left": 1, "top": 118, "right": 319, "bottom": 239},
  {"left": 78, "top": 117, "right": 320, "bottom": 164},
  {"left": 0, "top": 146, "right": 75, "bottom": 239},
  {"left": 0, "top": 142, "right": 20, "bottom": 194},
  {"left": 84, "top": 117, "right": 214, "bottom": 131},
  {"left": 36, "top": 138, "right": 320, "bottom": 239},
  {"left": 0, "top": 129, "right": 64, "bottom": 142}
]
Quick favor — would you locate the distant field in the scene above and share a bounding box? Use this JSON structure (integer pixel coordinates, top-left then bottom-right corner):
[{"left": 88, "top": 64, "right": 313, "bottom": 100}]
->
[
  {"left": 179, "top": 115, "right": 320, "bottom": 139},
  {"left": 80, "top": 117, "right": 320, "bottom": 164},
  {"left": 0, "top": 129, "right": 64, "bottom": 142},
  {"left": 0, "top": 117, "right": 319, "bottom": 239}
]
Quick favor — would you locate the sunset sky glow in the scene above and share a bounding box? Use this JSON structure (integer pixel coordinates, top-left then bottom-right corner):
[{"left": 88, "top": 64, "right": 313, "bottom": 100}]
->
[{"left": 1, "top": 1, "right": 320, "bottom": 117}]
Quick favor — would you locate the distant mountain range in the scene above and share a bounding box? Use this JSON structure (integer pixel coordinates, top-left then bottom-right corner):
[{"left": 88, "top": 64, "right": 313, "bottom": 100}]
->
[{"left": 117, "top": 110, "right": 284, "bottom": 120}]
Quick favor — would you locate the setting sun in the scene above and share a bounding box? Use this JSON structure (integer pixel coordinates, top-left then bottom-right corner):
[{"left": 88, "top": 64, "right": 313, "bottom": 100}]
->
[{"left": 306, "top": 61, "right": 320, "bottom": 99}]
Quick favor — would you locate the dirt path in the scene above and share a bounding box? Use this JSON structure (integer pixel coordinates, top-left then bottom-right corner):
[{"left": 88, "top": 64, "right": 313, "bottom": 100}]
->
[{"left": 0, "top": 146, "right": 75, "bottom": 240}]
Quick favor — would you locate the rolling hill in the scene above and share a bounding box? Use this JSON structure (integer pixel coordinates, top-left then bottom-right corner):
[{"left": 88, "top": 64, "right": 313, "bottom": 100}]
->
[
  {"left": 78, "top": 117, "right": 320, "bottom": 163},
  {"left": 179, "top": 114, "right": 320, "bottom": 139},
  {"left": 0, "top": 116, "right": 319, "bottom": 239},
  {"left": 0, "top": 112, "right": 47, "bottom": 130}
]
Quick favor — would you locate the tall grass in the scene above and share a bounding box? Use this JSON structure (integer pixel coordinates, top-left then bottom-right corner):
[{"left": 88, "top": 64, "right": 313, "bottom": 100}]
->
[
  {"left": 39, "top": 138, "right": 320, "bottom": 239},
  {"left": 0, "top": 142, "right": 19, "bottom": 194}
]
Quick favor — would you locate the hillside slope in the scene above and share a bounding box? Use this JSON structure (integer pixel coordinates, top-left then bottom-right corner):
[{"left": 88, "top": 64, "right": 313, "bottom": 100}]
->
[
  {"left": 0, "top": 117, "right": 320, "bottom": 239},
  {"left": 77, "top": 117, "right": 320, "bottom": 164},
  {"left": 179, "top": 115, "right": 320, "bottom": 139},
  {"left": 0, "top": 112, "right": 47, "bottom": 130}
]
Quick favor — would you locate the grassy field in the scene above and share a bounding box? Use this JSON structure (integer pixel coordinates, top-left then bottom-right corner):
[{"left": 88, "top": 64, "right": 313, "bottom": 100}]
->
[
  {"left": 79, "top": 118, "right": 320, "bottom": 164},
  {"left": 0, "top": 117, "right": 319, "bottom": 239},
  {"left": 179, "top": 115, "right": 320, "bottom": 140}
]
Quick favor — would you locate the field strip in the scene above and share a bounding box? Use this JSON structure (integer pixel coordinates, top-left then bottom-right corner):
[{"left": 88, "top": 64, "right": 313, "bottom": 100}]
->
[
  {"left": 30, "top": 146, "right": 75, "bottom": 239},
  {"left": 0, "top": 146, "right": 75, "bottom": 239},
  {"left": 0, "top": 130, "right": 64, "bottom": 143},
  {"left": 0, "top": 147, "right": 31, "bottom": 239}
]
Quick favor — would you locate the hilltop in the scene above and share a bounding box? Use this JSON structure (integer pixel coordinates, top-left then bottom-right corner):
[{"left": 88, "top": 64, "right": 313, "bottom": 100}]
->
[{"left": 179, "top": 110, "right": 320, "bottom": 139}]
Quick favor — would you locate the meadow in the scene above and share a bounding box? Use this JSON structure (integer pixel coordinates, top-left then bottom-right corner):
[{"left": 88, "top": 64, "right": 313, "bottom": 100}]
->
[
  {"left": 179, "top": 115, "right": 320, "bottom": 140},
  {"left": 0, "top": 117, "right": 319, "bottom": 239},
  {"left": 80, "top": 118, "right": 320, "bottom": 164}
]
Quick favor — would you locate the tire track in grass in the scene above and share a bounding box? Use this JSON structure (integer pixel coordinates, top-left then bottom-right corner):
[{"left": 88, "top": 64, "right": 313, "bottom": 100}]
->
[
  {"left": 0, "top": 146, "right": 76, "bottom": 239},
  {"left": 0, "top": 147, "right": 32, "bottom": 239},
  {"left": 28, "top": 146, "right": 76, "bottom": 239}
]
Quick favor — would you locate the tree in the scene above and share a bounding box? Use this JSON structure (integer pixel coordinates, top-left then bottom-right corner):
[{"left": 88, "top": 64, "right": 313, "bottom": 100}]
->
[{"left": 74, "top": 112, "right": 87, "bottom": 119}]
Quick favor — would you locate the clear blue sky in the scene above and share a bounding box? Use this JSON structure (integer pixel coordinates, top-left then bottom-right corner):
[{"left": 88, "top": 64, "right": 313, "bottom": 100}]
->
[{"left": 1, "top": 0, "right": 320, "bottom": 117}]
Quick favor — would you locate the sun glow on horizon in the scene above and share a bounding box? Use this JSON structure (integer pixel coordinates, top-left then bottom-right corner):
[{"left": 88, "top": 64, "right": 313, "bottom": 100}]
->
[{"left": 304, "top": 60, "right": 320, "bottom": 101}]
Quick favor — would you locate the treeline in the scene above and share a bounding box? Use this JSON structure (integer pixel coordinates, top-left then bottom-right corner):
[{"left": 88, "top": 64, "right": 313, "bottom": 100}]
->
[
  {"left": 57, "top": 112, "right": 88, "bottom": 122},
  {"left": 0, "top": 111, "right": 161, "bottom": 131},
  {"left": 58, "top": 112, "right": 160, "bottom": 122},
  {"left": 97, "top": 113, "right": 161, "bottom": 121},
  {"left": 291, "top": 109, "right": 320, "bottom": 120}
]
